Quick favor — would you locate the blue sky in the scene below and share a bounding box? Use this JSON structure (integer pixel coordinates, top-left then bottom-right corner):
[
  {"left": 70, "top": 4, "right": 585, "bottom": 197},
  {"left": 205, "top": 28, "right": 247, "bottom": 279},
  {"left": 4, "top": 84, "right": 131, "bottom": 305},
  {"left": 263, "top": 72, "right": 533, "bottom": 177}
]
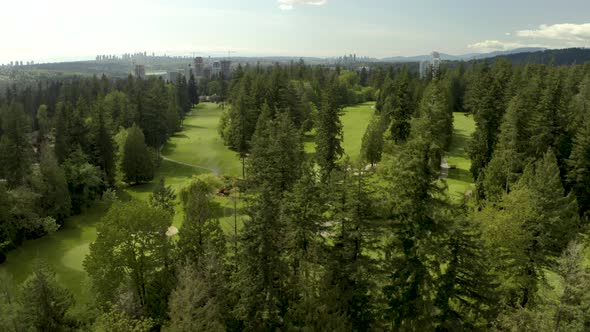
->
[{"left": 2, "top": 0, "right": 590, "bottom": 63}]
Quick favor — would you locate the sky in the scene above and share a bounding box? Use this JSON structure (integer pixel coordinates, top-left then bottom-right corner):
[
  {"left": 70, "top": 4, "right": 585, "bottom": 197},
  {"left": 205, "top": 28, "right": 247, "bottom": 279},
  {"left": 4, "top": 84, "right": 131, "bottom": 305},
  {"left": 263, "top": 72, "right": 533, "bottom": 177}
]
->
[{"left": 1, "top": 0, "right": 590, "bottom": 63}]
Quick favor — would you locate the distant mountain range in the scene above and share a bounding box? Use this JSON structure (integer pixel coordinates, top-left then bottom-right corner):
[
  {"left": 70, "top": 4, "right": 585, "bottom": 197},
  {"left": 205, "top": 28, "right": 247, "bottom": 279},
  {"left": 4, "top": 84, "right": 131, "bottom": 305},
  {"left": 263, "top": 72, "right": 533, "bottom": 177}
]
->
[{"left": 380, "top": 48, "right": 547, "bottom": 63}]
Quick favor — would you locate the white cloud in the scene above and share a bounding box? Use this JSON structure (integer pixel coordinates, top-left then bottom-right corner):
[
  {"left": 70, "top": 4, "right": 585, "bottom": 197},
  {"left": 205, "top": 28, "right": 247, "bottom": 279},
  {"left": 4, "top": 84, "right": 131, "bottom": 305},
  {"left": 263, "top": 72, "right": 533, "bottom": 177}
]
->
[
  {"left": 516, "top": 23, "right": 590, "bottom": 41},
  {"left": 277, "top": 0, "right": 327, "bottom": 10},
  {"left": 467, "top": 40, "right": 546, "bottom": 53}
]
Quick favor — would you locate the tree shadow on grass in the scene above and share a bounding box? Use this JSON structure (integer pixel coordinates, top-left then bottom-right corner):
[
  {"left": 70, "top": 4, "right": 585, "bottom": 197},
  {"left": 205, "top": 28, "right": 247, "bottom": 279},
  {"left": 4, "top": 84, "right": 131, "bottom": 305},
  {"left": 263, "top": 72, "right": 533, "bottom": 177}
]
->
[
  {"left": 448, "top": 168, "right": 473, "bottom": 185},
  {"left": 449, "top": 131, "right": 470, "bottom": 156}
]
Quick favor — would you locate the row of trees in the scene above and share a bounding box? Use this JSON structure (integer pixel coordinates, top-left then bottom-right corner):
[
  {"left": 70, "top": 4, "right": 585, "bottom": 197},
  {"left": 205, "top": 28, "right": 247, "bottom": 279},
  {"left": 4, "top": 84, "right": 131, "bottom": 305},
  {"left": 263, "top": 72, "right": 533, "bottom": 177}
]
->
[
  {"left": 0, "top": 74, "right": 199, "bottom": 256},
  {"left": 3, "top": 59, "right": 590, "bottom": 331}
]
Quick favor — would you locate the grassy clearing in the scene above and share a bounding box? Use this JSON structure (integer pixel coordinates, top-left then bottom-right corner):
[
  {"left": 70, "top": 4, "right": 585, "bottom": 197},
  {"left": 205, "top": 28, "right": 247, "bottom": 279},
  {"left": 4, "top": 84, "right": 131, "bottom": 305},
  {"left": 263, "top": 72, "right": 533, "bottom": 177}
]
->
[
  {"left": 0, "top": 101, "right": 373, "bottom": 302},
  {"left": 446, "top": 112, "right": 476, "bottom": 200},
  {"left": 0, "top": 103, "right": 235, "bottom": 301},
  {"left": 305, "top": 102, "right": 375, "bottom": 162},
  {"left": 161, "top": 103, "right": 242, "bottom": 177}
]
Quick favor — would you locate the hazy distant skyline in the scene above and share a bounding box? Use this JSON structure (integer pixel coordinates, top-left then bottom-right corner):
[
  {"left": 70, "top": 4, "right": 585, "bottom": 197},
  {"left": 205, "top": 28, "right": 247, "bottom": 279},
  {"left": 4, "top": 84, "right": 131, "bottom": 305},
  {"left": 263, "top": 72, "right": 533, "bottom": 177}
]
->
[{"left": 2, "top": 0, "right": 590, "bottom": 64}]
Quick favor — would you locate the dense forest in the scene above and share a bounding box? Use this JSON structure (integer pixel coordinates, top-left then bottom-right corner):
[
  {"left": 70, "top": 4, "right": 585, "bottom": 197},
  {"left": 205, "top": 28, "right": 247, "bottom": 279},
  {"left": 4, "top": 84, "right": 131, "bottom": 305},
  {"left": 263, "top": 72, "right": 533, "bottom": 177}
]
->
[{"left": 1, "top": 57, "right": 590, "bottom": 331}]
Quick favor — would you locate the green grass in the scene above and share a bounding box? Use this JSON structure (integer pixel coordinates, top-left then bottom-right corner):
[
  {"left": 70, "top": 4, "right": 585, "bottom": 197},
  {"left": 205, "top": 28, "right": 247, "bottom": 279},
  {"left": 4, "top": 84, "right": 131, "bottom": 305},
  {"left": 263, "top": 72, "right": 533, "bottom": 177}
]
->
[
  {"left": 446, "top": 113, "right": 476, "bottom": 200},
  {"left": 305, "top": 102, "right": 375, "bottom": 163},
  {"left": 0, "top": 101, "right": 373, "bottom": 303},
  {"left": 161, "top": 103, "right": 242, "bottom": 177},
  {"left": 341, "top": 102, "right": 375, "bottom": 162},
  {"left": 0, "top": 102, "right": 236, "bottom": 302}
]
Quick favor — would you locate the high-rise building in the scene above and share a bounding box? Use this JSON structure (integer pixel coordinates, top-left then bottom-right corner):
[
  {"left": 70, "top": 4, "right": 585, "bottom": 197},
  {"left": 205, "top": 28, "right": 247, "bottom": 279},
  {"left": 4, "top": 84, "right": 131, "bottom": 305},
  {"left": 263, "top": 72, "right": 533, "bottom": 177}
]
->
[
  {"left": 134, "top": 65, "right": 146, "bottom": 79},
  {"left": 211, "top": 61, "right": 221, "bottom": 78},
  {"left": 419, "top": 60, "right": 431, "bottom": 79},
  {"left": 431, "top": 51, "right": 441, "bottom": 78},
  {"left": 220, "top": 60, "right": 231, "bottom": 79},
  {"left": 194, "top": 57, "right": 204, "bottom": 78}
]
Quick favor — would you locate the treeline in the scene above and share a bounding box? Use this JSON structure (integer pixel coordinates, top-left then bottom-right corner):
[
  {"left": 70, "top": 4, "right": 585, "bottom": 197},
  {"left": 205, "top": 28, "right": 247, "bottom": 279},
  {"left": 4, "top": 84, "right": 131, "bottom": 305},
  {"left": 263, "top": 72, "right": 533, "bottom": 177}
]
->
[
  {"left": 3, "top": 59, "right": 590, "bottom": 331},
  {"left": 0, "top": 72, "right": 199, "bottom": 256}
]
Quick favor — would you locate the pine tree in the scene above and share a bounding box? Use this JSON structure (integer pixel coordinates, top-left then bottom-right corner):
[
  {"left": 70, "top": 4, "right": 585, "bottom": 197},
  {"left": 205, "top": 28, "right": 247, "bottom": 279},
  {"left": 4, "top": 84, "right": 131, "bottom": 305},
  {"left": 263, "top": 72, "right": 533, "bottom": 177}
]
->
[
  {"left": 36, "top": 104, "right": 50, "bottom": 141},
  {"left": 37, "top": 145, "right": 71, "bottom": 223},
  {"left": 315, "top": 80, "right": 344, "bottom": 181},
  {"left": 280, "top": 165, "right": 326, "bottom": 326},
  {"left": 568, "top": 113, "right": 590, "bottom": 218},
  {"left": 166, "top": 261, "right": 228, "bottom": 332},
  {"left": 90, "top": 100, "right": 116, "bottom": 186},
  {"left": 188, "top": 71, "right": 198, "bottom": 106},
  {"left": 318, "top": 164, "right": 378, "bottom": 331},
  {"left": 248, "top": 108, "right": 304, "bottom": 192},
  {"left": 62, "top": 147, "right": 105, "bottom": 214},
  {"left": 141, "top": 79, "right": 169, "bottom": 149},
  {"left": 148, "top": 177, "right": 176, "bottom": 216},
  {"left": 467, "top": 61, "right": 511, "bottom": 179},
  {"left": 121, "top": 124, "right": 154, "bottom": 184},
  {"left": 388, "top": 67, "right": 413, "bottom": 144},
  {"left": 552, "top": 241, "right": 590, "bottom": 332},
  {"left": 481, "top": 79, "right": 541, "bottom": 201},
  {"left": 165, "top": 85, "right": 181, "bottom": 135},
  {"left": 434, "top": 216, "right": 500, "bottom": 330},
  {"left": 382, "top": 136, "right": 448, "bottom": 331},
  {"left": 19, "top": 262, "right": 74, "bottom": 331},
  {"left": 235, "top": 109, "right": 304, "bottom": 330},
  {"left": 177, "top": 176, "right": 225, "bottom": 266},
  {"left": 0, "top": 103, "right": 32, "bottom": 187},
  {"left": 103, "top": 90, "right": 137, "bottom": 129},
  {"left": 361, "top": 113, "right": 387, "bottom": 166},
  {"left": 175, "top": 74, "right": 191, "bottom": 118}
]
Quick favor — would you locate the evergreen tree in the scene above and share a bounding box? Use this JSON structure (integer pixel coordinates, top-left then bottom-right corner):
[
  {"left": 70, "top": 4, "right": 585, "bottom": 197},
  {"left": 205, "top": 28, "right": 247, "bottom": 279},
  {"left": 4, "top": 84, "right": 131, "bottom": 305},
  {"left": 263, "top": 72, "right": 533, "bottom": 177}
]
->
[
  {"left": 36, "top": 104, "right": 50, "bottom": 140},
  {"left": 103, "top": 90, "right": 137, "bottom": 130},
  {"left": 568, "top": 113, "right": 590, "bottom": 218},
  {"left": 177, "top": 176, "right": 225, "bottom": 266},
  {"left": 248, "top": 108, "right": 304, "bottom": 192},
  {"left": 552, "top": 241, "right": 590, "bottom": 332},
  {"left": 121, "top": 124, "right": 154, "bottom": 184},
  {"left": 175, "top": 74, "right": 191, "bottom": 117},
  {"left": 62, "top": 147, "right": 104, "bottom": 214},
  {"left": 19, "top": 263, "right": 74, "bottom": 331},
  {"left": 90, "top": 100, "right": 116, "bottom": 186},
  {"left": 37, "top": 145, "right": 71, "bottom": 223},
  {"left": 54, "top": 101, "right": 88, "bottom": 162},
  {"left": 466, "top": 61, "right": 511, "bottom": 179},
  {"left": 188, "top": 71, "right": 198, "bottom": 106},
  {"left": 236, "top": 111, "right": 304, "bottom": 330},
  {"left": 165, "top": 86, "right": 181, "bottom": 136},
  {"left": 381, "top": 135, "right": 448, "bottom": 331},
  {"left": 0, "top": 103, "right": 32, "bottom": 187},
  {"left": 361, "top": 113, "right": 387, "bottom": 166},
  {"left": 319, "top": 165, "right": 378, "bottom": 331},
  {"left": 166, "top": 261, "right": 228, "bottom": 332},
  {"left": 148, "top": 177, "right": 176, "bottom": 216},
  {"left": 141, "top": 79, "right": 169, "bottom": 149},
  {"left": 315, "top": 80, "right": 344, "bottom": 180},
  {"left": 388, "top": 67, "right": 413, "bottom": 144}
]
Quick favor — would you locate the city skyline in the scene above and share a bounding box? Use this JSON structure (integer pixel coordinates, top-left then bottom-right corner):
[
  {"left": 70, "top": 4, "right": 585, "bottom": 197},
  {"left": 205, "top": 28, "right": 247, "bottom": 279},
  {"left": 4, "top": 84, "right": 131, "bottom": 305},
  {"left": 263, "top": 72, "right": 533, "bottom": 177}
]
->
[{"left": 2, "top": 0, "right": 590, "bottom": 64}]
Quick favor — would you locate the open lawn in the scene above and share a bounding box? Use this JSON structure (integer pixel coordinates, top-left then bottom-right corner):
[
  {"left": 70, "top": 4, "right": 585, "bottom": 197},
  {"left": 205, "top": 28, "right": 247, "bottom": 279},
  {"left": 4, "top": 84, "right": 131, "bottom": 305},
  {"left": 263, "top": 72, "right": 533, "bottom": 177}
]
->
[
  {"left": 0, "top": 103, "right": 239, "bottom": 302},
  {"left": 161, "top": 103, "right": 242, "bottom": 177},
  {"left": 305, "top": 101, "right": 374, "bottom": 162},
  {"left": 0, "top": 101, "right": 373, "bottom": 302},
  {"left": 446, "top": 112, "right": 476, "bottom": 200}
]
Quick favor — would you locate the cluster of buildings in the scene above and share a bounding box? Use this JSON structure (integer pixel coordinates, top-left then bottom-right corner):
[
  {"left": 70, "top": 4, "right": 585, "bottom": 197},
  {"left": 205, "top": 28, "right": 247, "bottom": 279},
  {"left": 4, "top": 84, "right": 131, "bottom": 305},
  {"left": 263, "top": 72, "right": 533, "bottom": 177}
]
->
[
  {"left": 190, "top": 56, "right": 232, "bottom": 80},
  {"left": 1, "top": 60, "right": 35, "bottom": 67},
  {"left": 134, "top": 56, "right": 233, "bottom": 82},
  {"left": 419, "top": 51, "right": 441, "bottom": 79}
]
